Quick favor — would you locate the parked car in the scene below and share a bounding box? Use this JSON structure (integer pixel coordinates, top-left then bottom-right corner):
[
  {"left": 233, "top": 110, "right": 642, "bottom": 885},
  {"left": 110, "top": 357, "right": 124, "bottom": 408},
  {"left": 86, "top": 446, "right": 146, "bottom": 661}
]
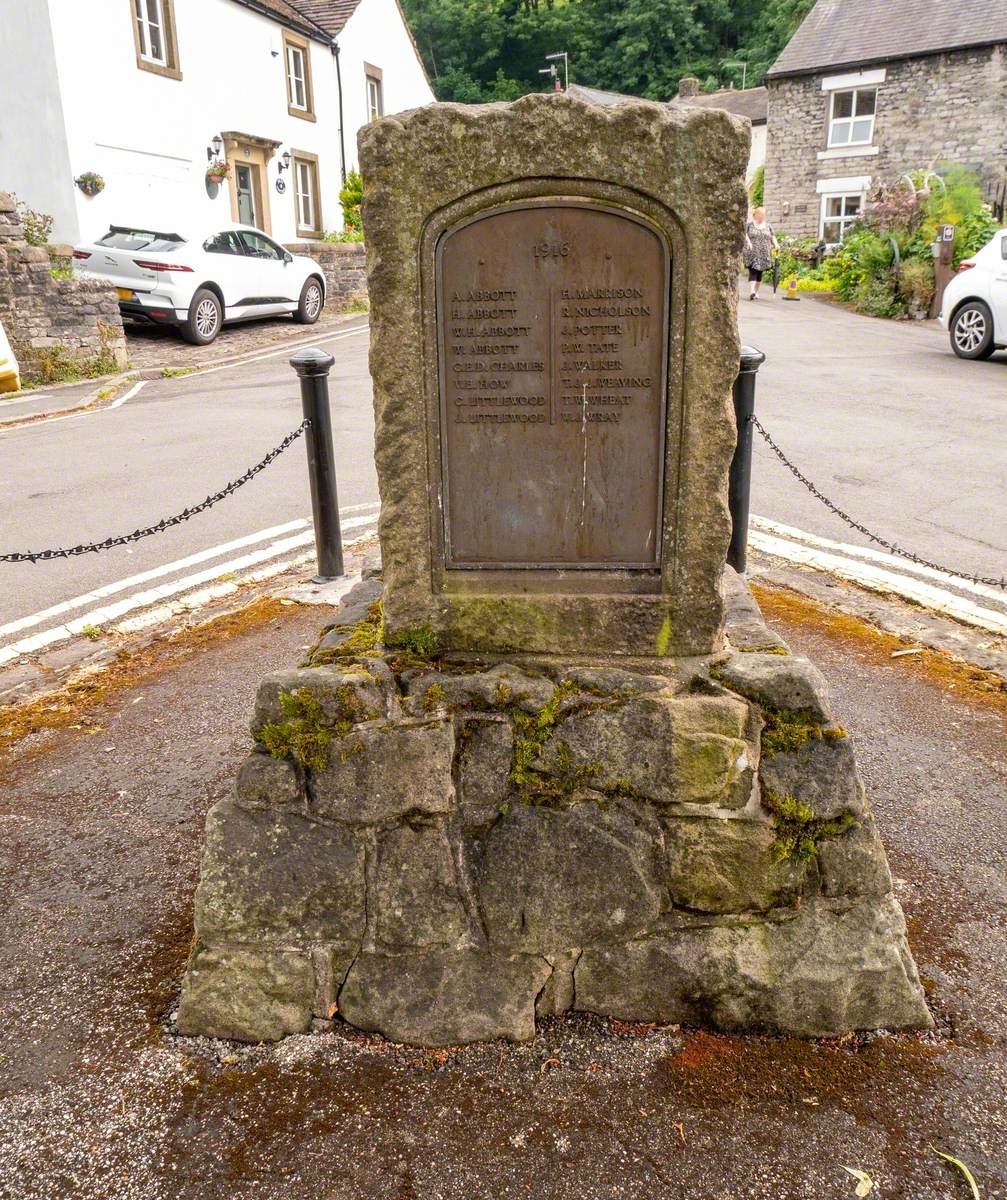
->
[
  {"left": 73, "top": 223, "right": 326, "bottom": 345},
  {"left": 938, "top": 228, "right": 1007, "bottom": 360}
]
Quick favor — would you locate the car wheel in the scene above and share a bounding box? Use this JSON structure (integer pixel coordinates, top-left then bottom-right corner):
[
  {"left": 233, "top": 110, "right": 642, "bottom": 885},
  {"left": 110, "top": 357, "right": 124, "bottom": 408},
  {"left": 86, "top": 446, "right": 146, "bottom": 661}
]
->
[
  {"left": 294, "top": 277, "right": 324, "bottom": 325},
  {"left": 950, "top": 301, "right": 996, "bottom": 360},
  {"left": 182, "top": 288, "right": 222, "bottom": 345}
]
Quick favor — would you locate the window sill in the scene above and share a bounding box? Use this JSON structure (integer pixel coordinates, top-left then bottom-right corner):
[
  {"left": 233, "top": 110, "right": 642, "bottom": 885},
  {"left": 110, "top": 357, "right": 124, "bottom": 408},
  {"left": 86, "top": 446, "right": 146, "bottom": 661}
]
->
[
  {"left": 289, "top": 106, "right": 317, "bottom": 123},
  {"left": 136, "top": 57, "right": 182, "bottom": 81},
  {"left": 818, "top": 145, "right": 879, "bottom": 161},
  {"left": 296, "top": 229, "right": 324, "bottom": 240}
]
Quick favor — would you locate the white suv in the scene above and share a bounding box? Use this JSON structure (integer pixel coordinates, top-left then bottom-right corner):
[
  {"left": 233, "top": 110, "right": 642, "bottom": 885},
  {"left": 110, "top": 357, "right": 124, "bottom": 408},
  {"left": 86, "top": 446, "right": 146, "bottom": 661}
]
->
[
  {"left": 938, "top": 228, "right": 1007, "bottom": 360},
  {"left": 73, "top": 223, "right": 327, "bottom": 345}
]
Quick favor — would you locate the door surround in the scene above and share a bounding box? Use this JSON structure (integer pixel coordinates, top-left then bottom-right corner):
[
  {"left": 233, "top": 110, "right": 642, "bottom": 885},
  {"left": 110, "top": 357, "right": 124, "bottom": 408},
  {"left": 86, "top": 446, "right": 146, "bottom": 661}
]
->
[{"left": 221, "top": 131, "right": 281, "bottom": 234}]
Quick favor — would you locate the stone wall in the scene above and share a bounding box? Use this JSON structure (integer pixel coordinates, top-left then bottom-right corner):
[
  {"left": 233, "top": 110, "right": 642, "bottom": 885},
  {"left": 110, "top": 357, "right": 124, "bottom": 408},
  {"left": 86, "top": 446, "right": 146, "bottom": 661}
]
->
[
  {"left": 177, "top": 570, "right": 932, "bottom": 1046},
  {"left": 766, "top": 45, "right": 1007, "bottom": 238},
  {"left": 0, "top": 192, "right": 126, "bottom": 384},
  {"left": 284, "top": 241, "right": 367, "bottom": 310}
]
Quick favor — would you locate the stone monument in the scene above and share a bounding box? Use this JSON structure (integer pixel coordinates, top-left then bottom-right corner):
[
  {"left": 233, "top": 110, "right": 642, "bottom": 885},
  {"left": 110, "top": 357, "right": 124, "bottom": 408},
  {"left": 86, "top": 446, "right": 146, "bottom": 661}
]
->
[{"left": 178, "top": 94, "right": 931, "bottom": 1045}]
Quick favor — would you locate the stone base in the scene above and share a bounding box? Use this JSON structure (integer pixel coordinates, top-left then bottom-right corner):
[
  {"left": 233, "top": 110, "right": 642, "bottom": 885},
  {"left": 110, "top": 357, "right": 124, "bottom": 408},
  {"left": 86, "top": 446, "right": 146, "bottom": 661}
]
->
[{"left": 178, "top": 572, "right": 931, "bottom": 1045}]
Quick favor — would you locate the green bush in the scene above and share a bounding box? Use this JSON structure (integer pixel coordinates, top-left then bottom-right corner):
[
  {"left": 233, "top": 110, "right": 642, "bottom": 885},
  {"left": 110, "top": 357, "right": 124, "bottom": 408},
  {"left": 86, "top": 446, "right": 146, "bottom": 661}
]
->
[
  {"left": 896, "top": 257, "right": 935, "bottom": 318},
  {"left": 339, "top": 169, "right": 364, "bottom": 235},
  {"left": 13, "top": 196, "right": 53, "bottom": 246},
  {"left": 748, "top": 164, "right": 764, "bottom": 208},
  {"left": 854, "top": 270, "right": 904, "bottom": 319},
  {"left": 953, "top": 206, "right": 1000, "bottom": 267},
  {"left": 774, "top": 234, "right": 820, "bottom": 282},
  {"left": 796, "top": 277, "right": 837, "bottom": 293}
]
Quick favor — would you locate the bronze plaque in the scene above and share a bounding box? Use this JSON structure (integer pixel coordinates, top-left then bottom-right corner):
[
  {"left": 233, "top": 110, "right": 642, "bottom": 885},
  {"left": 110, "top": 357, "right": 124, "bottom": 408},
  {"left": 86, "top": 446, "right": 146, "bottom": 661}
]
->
[{"left": 436, "top": 201, "right": 670, "bottom": 569}]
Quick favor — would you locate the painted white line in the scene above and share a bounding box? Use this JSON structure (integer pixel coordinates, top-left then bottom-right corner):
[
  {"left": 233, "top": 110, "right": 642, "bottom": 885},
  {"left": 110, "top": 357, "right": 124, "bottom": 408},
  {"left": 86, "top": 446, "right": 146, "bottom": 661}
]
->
[
  {"left": 108, "top": 378, "right": 146, "bottom": 409},
  {"left": 0, "top": 513, "right": 378, "bottom": 665},
  {"left": 178, "top": 323, "right": 369, "bottom": 380},
  {"left": 0, "top": 501, "right": 379, "bottom": 641},
  {"left": 751, "top": 515, "right": 1007, "bottom": 610},
  {"left": 749, "top": 528, "right": 1007, "bottom": 636}
]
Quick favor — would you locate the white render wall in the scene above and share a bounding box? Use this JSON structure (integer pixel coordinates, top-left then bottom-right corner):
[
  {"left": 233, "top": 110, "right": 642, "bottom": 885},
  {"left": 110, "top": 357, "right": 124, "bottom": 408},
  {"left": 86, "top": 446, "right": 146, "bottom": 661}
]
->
[
  {"left": 2, "top": 0, "right": 433, "bottom": 245},
  {"left": 748, "top": 124, "right": 767, "bottom": 186},
  {"left": 338, "top": 0, "right": 434, "bottom": 174}
]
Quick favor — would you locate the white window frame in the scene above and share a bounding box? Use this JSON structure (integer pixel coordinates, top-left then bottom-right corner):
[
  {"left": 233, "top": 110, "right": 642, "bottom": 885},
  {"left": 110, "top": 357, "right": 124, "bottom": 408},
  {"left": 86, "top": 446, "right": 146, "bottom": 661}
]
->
[
  {"left": 295, "top": 159, "right": 319, "bottom": 233},
  {"left": 135, "top": 0, "right": 167, "bottom": 65},
  {"left": 828, "top": 87, "right": 877, "bottom": 149},
  {"left": 367, "top": 75, "right": 383, "bottom": 121},
  {"left": 819, "top": 191, "right": 865, "bottom": 245},
  {"left": 287, "top": 43, "right": 308, "bottom": 111}
]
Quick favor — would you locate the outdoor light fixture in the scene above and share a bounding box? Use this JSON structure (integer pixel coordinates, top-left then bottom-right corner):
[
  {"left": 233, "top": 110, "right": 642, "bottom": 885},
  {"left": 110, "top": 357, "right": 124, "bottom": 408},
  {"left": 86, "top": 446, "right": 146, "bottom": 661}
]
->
[
  {"left": 279, "top": 151, "right": 292, "bottom": 173},
  {"left": 206, "top": 134, "right": 223, "bottom": 162}
]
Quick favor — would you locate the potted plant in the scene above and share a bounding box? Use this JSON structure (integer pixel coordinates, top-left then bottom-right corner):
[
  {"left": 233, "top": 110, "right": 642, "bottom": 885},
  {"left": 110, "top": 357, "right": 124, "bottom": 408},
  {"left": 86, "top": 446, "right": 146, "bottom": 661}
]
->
[
  {"left": 206, "top": 159, "right": 231, "bottom": 183},
  {"left": 74, "top": 172, "right": 105, "bottom": 198}
]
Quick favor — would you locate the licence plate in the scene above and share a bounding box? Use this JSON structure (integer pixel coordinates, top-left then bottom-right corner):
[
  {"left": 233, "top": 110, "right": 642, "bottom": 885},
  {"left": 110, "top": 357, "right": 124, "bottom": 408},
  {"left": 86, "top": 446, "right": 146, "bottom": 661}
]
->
[{"left": 116, "top": 287, "right": 135, "bottom": 300}]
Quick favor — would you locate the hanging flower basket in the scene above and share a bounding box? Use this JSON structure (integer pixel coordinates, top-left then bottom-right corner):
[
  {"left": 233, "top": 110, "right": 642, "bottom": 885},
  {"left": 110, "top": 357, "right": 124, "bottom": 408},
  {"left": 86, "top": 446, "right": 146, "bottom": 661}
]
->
[
  {"left": 75, "top": 172, "right": 105, "bottom": 198},
  {"left": 206, "top": 159, "right": 231, "bottom": 183}
]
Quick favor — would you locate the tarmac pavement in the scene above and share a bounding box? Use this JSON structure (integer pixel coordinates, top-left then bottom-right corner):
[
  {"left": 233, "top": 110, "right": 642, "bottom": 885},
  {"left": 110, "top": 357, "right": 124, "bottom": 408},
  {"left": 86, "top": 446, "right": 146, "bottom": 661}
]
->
[{"left": 0, "top": 588, "right": 1004, "bottom": 1200}]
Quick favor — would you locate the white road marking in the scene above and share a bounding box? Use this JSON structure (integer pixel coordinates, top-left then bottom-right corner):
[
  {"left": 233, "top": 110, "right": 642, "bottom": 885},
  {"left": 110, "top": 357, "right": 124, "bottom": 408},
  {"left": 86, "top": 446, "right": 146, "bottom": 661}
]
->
[
  {"left": 0, "top": 376, "right": 146, "bottom": 437},
  {"left": 749, "top": 518, "right": 1007, "bottom": 636},
  {"left": 177, "top": 323, "right": 369, "bottom": 380},
  {"left": 108, "top": 378, "right": 146, "bottom": 409},
  {"left": 0, "top": 506, "right": 380, "bottom": 665}
]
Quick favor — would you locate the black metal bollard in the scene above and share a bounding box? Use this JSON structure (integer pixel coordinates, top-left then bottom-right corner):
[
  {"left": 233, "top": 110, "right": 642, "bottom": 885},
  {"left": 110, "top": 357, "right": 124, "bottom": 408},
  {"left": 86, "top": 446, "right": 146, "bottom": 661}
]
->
[
  {"left": 727, "top": 345, "right": 766, "bottom": 575},
  {"left": 290, "top": 346, "right": 344, "bottom": 582}
]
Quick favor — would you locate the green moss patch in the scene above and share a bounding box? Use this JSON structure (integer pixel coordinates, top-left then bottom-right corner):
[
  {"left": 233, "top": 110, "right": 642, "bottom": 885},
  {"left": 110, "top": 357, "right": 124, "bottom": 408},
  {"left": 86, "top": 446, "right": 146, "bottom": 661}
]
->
[
  {"left": 763, "top": 789, "right": 854, "bottom": 862},
  {"left": 256, "top": 689, "right": 333, "bottom": 773},
  {"left": 760, "top": 707, "right": 847, "bottom": 758}
]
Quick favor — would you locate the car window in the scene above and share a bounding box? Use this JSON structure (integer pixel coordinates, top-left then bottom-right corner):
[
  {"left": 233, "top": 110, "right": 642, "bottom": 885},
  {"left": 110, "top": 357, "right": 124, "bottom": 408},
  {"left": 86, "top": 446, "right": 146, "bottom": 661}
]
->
[
  {"left": 97, "top": 228, "right": 184, "bottom": 252},
  {"left": 237, "top": 231, "right": 284, "bottom": 260},
  {"left": 203, "top": 231, "right": 244, "bottom": 256}
]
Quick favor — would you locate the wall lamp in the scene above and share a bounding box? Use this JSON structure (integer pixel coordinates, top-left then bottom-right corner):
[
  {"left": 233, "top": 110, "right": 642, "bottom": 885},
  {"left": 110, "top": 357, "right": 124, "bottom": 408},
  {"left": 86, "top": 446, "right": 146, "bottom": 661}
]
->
[
  {"left": 278, "top": 151, "right": 292, "bottom": 173},
  {"left": 206, "top": 134, "right": 223, "bottom": 162}
]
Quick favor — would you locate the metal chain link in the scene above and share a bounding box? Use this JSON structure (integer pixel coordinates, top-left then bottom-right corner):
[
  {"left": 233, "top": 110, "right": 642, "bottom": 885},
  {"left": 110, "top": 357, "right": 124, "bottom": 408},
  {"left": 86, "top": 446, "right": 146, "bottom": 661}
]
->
[
  {"left": 1, "top": 419, "right": 309, "bottom": 564},
  {"left": 751, "top": 415, "right": 1006, "bottom": 591}
]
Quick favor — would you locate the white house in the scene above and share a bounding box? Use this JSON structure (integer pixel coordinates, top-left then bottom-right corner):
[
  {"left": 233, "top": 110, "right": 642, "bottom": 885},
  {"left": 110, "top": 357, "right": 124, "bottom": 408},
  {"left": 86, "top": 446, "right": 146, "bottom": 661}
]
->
[{"left": 0, "top": 0, "right": 433, "bottom": 245}]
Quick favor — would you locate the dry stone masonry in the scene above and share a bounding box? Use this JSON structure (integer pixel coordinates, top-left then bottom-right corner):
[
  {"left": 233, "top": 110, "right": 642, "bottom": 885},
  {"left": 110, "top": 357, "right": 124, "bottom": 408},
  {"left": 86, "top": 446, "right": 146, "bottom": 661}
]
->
[
  {"left": 179, "top": 94, "right": 930, "bottom": 1045},
  {"left": 0, "top": 192, "right": 126, "bottom": 383}
]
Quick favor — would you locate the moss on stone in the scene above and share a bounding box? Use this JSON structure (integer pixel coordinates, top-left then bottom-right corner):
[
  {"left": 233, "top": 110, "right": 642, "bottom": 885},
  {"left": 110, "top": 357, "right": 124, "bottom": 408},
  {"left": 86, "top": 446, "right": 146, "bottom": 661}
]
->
[
  {"left": 421, "top": 682, "right": 447, "bottom": 712},
  {"left": 759, "top": 707, "right": 834, "bottom": 757},
  {"left": 386, "top": 623, "right": 439, "bottom": 660},
  {"left": 256, "top": 689, "right": 333, "bottom": 773},
  {"left": 763, "top": 788, "right": 855, "bottom": 863}
]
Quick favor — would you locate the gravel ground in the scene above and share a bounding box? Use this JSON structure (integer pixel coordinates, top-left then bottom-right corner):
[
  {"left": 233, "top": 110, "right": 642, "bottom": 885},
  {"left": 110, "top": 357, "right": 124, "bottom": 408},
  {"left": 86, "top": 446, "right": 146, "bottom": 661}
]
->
[{"left": 0, "top": 594, "right": 1005, "bottom": 1200}]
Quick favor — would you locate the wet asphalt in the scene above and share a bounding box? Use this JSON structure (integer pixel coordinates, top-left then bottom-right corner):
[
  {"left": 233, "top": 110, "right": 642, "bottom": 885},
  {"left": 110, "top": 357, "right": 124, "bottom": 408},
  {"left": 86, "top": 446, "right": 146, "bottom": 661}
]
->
[{"left": 0, "top": 599, "right": 1005, "bottom": 1199}]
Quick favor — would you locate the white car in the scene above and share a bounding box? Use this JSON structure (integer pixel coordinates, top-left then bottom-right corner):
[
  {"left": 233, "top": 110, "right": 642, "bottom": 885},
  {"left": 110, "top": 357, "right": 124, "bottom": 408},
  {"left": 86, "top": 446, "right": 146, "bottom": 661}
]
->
[
  {"left": 938, "top": 227, "right": 1007, "bottom": 360},
  {"left": 73, "top": 223, "right": 326, "bottom": 345}
]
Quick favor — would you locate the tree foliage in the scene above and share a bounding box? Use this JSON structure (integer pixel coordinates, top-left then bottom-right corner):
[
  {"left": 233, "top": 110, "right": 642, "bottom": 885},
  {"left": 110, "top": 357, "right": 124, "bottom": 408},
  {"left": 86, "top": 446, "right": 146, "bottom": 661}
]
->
[{"left": 402, "top": 0, "right": 815, "bottom": 101}]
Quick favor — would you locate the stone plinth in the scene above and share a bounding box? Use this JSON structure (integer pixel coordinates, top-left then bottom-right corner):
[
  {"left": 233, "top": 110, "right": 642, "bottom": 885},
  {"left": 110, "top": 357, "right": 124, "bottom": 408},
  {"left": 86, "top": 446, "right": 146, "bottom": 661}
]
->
[{"left": 177, "top": 574, "right": 931, "bottom": 1045}]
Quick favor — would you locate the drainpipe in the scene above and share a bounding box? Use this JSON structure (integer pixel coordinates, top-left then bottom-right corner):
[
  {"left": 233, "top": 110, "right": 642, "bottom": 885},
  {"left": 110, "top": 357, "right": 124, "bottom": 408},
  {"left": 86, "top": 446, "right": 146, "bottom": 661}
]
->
[{"left": 333, "top": 39, "right": 347, "bottom": 185}]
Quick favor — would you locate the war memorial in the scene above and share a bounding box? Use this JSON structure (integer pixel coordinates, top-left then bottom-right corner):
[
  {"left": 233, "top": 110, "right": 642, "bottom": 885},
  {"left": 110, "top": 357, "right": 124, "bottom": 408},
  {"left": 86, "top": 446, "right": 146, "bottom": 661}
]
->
[{"left": 177, "top": 93, "right": 931, "bottom": 1045}]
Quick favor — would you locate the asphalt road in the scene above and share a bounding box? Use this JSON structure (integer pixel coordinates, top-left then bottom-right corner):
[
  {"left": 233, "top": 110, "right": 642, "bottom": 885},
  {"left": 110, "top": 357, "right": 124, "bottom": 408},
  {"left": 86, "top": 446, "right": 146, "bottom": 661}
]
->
[{"left": 0, "top": 299, "right": 1004, "bottom": 630}]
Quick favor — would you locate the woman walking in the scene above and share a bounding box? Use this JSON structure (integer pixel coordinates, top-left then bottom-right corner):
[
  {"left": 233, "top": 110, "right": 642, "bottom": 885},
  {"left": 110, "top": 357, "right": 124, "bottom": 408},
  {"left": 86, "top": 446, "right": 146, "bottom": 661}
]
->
[{"left": 743, "top": 207, "right": 779, "bottom": 300}]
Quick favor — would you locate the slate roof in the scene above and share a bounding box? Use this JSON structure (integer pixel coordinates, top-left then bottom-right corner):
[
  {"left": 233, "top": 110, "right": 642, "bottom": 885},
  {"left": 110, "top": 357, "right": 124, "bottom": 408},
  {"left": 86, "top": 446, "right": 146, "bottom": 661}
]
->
[
  {"left": 564, "top": 81, "right": 767, "bottom": 124},
  {"left": 231, "top": 0, "right": 330, "bottom": 40},
  {"left": 290, "top": 0, "right": 365, "bottom": 36},
  {"left": 768, "top": 0, "right": 1007, "bottom": 78}
]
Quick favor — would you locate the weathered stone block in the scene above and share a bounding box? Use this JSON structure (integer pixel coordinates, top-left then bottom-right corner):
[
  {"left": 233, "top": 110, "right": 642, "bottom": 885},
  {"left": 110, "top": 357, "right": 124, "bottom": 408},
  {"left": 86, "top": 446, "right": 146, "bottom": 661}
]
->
[
  {"left": 311, "top": 718, "right": 455, "bottom": 824},
  {"left": 537, "top": 694, "right": 753, "bottom": 808},
  {"left": 663, "top": 816, "right": 806, "bottom": 913},
  {"left": 458, "top": 716, "right": 513, "bottom": 827},
  {"left": 475, "top": 801, "right": 661, "bottom": 952},
  {"left": 760, "top": 733, "right": 867, "bottom": 820},
  {"left": 178, "top": 945, "right": 314, "bottom": 1042},
  {"left": 193, "top": 801, "right": 365, "bottom": 945},
  {"left": 339, "top": 950, "right": 550, "bottom": 1044},
  {"left": 715, "top": 651, "right": 832, "bottom": 721},
  {"left": 405, "top": 663, "right": 554, "bottom": 716},
  {"left": 235, "top": 752, "right": 305, "bottom": 812},
  {"left": 817, "top": 819, "right": 893, "bottom": 898},
  {"left": 374, "top": 824, "right": 469, "bottom": 947},
  {"left": 251, "top": 664, "right": 389, "bottom": 735},
  {"left": 575, "top": 895, "right": 932, "bottom": 1035}
]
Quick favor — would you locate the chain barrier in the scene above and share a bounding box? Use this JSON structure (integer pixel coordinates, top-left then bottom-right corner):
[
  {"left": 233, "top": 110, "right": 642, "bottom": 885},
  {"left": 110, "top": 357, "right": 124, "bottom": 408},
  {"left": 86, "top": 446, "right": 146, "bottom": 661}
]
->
[
  {"left": 751, "top": 415, "right": 1006, "bottom": 591},
  {"left": 1, "top": 420, "right": 309, "bottom": 564}
]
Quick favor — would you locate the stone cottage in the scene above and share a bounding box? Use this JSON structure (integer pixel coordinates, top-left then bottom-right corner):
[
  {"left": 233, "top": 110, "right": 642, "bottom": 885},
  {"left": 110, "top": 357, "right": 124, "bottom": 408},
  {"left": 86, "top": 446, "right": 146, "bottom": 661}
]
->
[{"left": 764, "top": 0, "right": 1007, "bottom": 242}]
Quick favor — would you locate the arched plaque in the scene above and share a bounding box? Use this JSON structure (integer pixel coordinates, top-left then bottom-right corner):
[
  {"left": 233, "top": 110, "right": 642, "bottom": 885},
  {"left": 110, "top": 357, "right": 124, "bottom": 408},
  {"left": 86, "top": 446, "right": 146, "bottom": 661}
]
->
[{"left": 436, "top": 200, "right": 670, "bottom": 569}]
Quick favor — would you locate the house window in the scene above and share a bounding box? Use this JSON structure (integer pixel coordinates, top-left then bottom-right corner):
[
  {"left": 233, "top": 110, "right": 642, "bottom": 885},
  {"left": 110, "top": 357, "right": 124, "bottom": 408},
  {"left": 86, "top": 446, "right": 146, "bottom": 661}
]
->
[
  {"left": 828, "top": 88, "right": 876, "bottom": 148},
  {"left": 293, "top": 154, "right": 322, "bottom": 236},
  {"left": 820, "top": 192, "right": 863, "bottom": 243},
  {"left": 131, "top": 0, "right": 180, "bottom": 79},
  {"left": 366, "top": 66, "right": 384, "bottom": 121},
  {"left": 284, "top": 34, "right": 315, "bottom": 120}
]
